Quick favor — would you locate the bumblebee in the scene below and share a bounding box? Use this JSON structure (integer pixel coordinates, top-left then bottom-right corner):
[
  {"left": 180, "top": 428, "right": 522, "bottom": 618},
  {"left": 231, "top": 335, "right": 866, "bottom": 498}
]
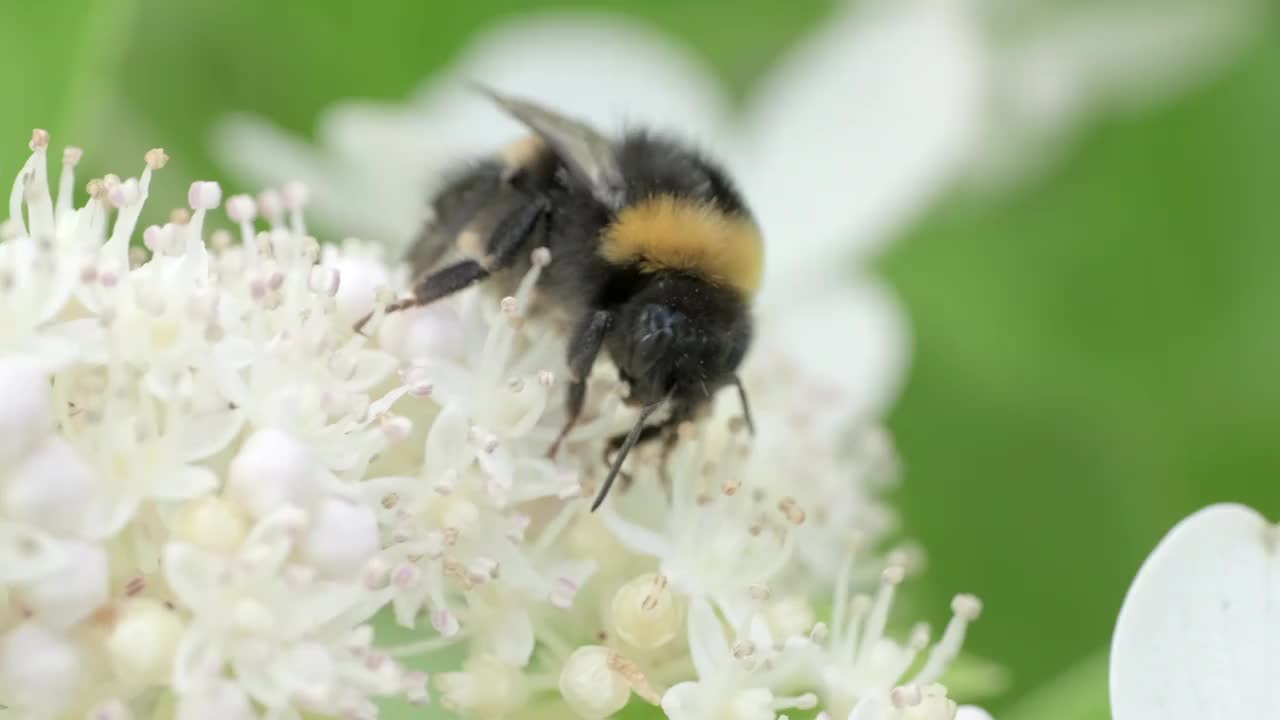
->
[{"left": 368, "top": 88, "right": 760, "bottom": 510}]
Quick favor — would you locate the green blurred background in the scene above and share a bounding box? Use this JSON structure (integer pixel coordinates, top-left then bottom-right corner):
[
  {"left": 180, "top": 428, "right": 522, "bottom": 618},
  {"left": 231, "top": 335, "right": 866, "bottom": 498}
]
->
[{"left": 4, "top": 1, "right": 1279, "bottom": 717}]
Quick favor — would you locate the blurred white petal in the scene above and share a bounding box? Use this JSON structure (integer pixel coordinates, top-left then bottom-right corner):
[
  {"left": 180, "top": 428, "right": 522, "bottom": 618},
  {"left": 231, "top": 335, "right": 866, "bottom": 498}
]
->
[
  {"left": 685, "top": 595, "right": 729, "bottom": 681},
  {"left": 1110, "top": 503, "right": 1280, "bottom": 719},
  {"left": 758, "top": 276, "right": 910, "bottom": 419},
  {"left": 740, "top": 0, "right": 988, "bottom": 282},
  {"left": 973, "top": 0, "right": 1259, "bottom": 185},
  {"left": 957, "top": 706, "right": 994, "bottom": 720}
]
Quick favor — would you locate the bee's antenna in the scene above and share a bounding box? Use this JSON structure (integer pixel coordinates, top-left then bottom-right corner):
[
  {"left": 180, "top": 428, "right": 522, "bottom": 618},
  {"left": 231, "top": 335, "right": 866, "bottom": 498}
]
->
[
  {"left": 734, "top": 375, "right": 755, "bottom": 435},
  {"left": 590, "top": 397, "right": 665, "bottom": 512}
]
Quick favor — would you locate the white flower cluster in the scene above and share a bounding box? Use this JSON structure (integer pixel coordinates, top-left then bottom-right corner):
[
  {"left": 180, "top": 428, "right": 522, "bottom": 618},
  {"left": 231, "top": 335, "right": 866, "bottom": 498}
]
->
[{"left": 0, "top": 131, "right": 985, "bottom": 720}]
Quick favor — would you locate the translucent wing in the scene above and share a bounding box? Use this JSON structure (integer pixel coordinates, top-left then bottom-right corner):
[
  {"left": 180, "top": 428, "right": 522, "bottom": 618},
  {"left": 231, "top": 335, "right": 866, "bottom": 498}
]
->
[{"left": 476, "top": 85, "right": 626, "bottom": 209}]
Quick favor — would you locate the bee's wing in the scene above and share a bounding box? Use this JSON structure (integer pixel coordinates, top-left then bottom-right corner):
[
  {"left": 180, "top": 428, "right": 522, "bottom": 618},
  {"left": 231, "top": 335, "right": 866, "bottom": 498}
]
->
[{"left": 477, "top": 85, "right": 626, "bottom": 210}]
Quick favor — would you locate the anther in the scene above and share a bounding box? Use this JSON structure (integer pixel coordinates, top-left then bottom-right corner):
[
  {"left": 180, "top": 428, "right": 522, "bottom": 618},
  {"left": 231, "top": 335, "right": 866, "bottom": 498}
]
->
[
  {"left": 883, "top": 565, "right": 907, "bottom": 585},
  {"left": 29, "top": 129, "right": 49, "bottom": 151},
  {"left": 188, "top": 181, "right": 222, "bottom": 210},
  {"left": 778, "top": 497, "right": 806, "bottom": 525},
  {"left": 226, "top": 194, "right": 257, "bottom": 224},
  {"left": 282, "top": 180, "right": 309, "bottom": 209},
  {"left": 952, "top": 594, "right": 983, "bottom": 621},
  {"left": 145, "top": 148, "right": 169, "bottom": 170}
]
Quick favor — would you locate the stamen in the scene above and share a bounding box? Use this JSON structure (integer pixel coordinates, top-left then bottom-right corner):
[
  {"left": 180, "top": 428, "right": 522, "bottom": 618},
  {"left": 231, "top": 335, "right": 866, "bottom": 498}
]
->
[
  {"left": 258, "top": 189, "right": 283, "bottom": 228},
  {"left": 606, "top": 652, "right": 661, "bottom": 705},
  {"left": 857, "top": 566, "right": 905, "bottom": 664},
  {"left": 910, "top": 594, "right": 982, "bottom": 685}
]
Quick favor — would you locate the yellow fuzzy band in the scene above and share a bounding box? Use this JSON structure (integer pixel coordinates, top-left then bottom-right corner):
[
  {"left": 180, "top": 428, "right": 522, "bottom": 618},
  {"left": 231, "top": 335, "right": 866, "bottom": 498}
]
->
[{"left": 600, "top": 195, "right": 763, "bottom": 297}]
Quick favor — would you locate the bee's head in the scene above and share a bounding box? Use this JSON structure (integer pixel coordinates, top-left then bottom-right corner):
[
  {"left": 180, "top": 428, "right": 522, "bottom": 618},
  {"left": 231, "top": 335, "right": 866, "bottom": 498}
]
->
[{"left": 609, "top": 275, "right": 752, "bottom": 410}]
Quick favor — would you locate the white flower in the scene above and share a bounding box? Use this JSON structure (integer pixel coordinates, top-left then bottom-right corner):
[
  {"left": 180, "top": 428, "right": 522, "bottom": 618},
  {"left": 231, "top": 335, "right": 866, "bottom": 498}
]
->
[
  {"left": 0, "top": 132, "right": 101, "bottom": 371},
  {"left": 602, "top": 420, "right": 800, "bottom": 650},
  {"left": 165, "top": 506, "right": 399, "bottom": 717},
  {"left": 803, "top": 564, "right": 984, "bottom": 719},
  {"left": 1110, "top": 503, "right": 1280, "bottom": 719},
  {"left": 660, "top": 601, "right": 818, "bottom": 720},
  {"left": 0, "top": 100, "right": 1006, "bottom": 718}
]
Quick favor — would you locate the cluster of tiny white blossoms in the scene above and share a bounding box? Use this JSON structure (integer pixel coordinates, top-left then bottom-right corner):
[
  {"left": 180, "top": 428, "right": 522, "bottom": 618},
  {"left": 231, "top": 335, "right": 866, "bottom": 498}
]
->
[{"left": 0, "top": 130, "right": 985, "bottom": 720}]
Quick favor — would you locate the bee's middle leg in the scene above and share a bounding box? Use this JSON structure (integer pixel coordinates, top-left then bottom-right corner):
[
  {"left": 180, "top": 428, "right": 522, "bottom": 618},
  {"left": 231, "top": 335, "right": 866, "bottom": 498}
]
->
[{"left": 356, "top": 195, "right": 549, "bottom": 333}]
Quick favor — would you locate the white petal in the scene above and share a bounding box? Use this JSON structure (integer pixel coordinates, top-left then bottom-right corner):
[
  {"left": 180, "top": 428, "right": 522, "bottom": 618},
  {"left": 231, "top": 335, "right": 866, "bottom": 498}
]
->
[
  {"left": 175, "top": 679, "right": 256, "bottom": 720},
  {"left": 660, "top": 681, "right": 704, "bottom": 720},
  {"left": 343, "top": 349, "right": 399, "bottom": 392},
  {"left": 977, "top": 2, "right": 1255, "bottom": 185},
  {"left": 0, "top": 521, "right": 68, "bottom": 583},
  {"left": 479, "top": 610, "right": 536, "bottom": 667},
  {"left": 956, "top": 707, "right": 994, "bottom": 720},
  {"left": 30, "top": 320, "right": 103, "bottom": 368},
  {"left": 0, "top": 355, "right": 53, "bottom": 464},
  {"left": 599, "top": 505, "right": 673, "bottom": 560},
  {"left": 163, "top": 544, "right": 224, "bottom": 611},
  {"left": 758, "top": 277, "right": 910, "bottom": 418},
  {"left": 241, "top": 507, "right": 309, "bottom": 576},
  {"left": 153, "top": 465, "right": 219, "bottom": 501},
  {"left": 1110, "top": 503, "right": 1280, "bottom": 719},
  {"left": 171, "top": 624, "right": 227, "bottom": 693},
  {"left": 848, "top": 693, "right": 890, "bottom": 720},
  {"left": 741, "top": 0, "right": 987, "bottom": 279},
  {"left": 175, "top": 407, "right": 244, "bottom": 462},
  {"left": 686, "top": 596, "right": 729, "bottom": 680},
  {"left": 424, "top": 405, "right": 473, "bottom": 474},
  {"left": 23, "top": 540, "right": 109, "bottom": 630}
]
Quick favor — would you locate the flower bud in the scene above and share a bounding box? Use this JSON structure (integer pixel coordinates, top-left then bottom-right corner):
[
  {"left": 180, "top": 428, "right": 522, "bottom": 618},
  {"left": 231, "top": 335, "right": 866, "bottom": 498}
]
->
[
  {"left": 3, "top": 437, "right": 94, "bottom": 534},
  {"left": 172, "top": 496, "right": 251, "bottom": 552},
  {"left": 0, "top": 622, "right": 82, "bottom": 713},
  {"left": 227, "top": 428, "right": 319, "bottom": 517},
  {"left": 559, "top": 646, "right": 631, "bottom": 719},
  {"left": 611, "top": 573, "right": 681, "bottom": 650},
  {"left": 377, "top": 302, "right": 465, "bottom": 363},
  {"left": 0, "top": 358, "right": 52, "bottom": 463},
  {"left": 106, "top": 598, "right": 185, "bottom": 685},
  {"left": 300, "top": 497, "right": 379, "bottom": 578}
]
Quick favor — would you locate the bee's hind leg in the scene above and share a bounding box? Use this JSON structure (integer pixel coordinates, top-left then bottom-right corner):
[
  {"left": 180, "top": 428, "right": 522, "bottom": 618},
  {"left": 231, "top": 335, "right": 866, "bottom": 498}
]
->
[{"left": 354, "top": 195, "right": 549, "bottom": 333}]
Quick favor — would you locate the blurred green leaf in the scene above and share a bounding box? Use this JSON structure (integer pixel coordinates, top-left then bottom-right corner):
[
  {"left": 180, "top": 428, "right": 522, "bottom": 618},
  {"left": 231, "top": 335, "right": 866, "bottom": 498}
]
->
[
  {"left": 1002, "top": 646, "right": 1110, "bottom": 720},
  {"left": 942, "top": 653, "right": 1012, "bottom": 702},
  {"left": 106, "top": 0, "right": 833, "bottom": 221},
  {"left": 0, "top": 0, "right": 137, "bottom": 176},
  {"left": 883, "top": 36, "right": 1280, "bottom": 713}
]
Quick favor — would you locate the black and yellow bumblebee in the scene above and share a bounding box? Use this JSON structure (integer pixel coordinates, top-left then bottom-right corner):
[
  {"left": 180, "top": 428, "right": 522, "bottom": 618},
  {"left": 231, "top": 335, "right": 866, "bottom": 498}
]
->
[{"left": 369, "top": 88, "right": 761, "bottom": 510}]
